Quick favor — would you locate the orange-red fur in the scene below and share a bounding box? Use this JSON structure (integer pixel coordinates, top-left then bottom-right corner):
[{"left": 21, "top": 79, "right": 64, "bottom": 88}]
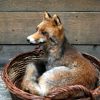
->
[{"left": 22, "top": 12, "right": 99, "bottom": 97}]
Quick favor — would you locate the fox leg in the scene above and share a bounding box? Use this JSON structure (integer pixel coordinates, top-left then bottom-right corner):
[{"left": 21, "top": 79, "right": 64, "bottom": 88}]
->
[
  {"left": 22, "top": 66, "right": 70, "bottom": 96},
  {"left": 21, "top": 63, "right": 47, "bottom": 95},
  {"left": 21, "top": 63, "right": 39, "bottom": 91}
]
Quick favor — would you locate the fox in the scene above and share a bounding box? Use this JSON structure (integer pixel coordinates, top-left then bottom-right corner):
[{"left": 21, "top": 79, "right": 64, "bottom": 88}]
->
[{"left": 21, "top": 12, "right": 99, "bottom": 97}]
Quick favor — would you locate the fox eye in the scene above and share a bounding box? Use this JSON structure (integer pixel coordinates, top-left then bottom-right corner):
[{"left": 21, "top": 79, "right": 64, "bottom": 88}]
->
[{"left": 41, "top": 31, "right": 48, "bottom": 35}]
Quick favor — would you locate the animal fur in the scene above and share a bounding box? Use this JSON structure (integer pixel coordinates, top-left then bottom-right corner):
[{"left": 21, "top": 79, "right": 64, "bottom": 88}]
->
[{"left": 21, "top": 12, "right": 99, "bottom": 97}]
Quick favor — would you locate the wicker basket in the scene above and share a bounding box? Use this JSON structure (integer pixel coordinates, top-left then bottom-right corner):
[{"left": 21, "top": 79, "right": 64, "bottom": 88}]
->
[{"left": 2, "top": 48, "right": 100, "bottom": 100}]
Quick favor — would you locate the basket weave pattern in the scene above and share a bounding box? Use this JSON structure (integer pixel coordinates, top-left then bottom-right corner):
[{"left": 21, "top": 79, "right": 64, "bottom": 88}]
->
[{"left": 2, "top": 48, "right": 100, "bottom": 100}]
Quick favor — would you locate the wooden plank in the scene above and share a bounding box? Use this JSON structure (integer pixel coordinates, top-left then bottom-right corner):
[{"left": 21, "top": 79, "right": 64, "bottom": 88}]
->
[
  {"left": 0, "top": 45, "right": 34, "bottom": 64},
  {"left": 0, "top": 12, "right": 100, "bottom": 44},
  {"left": 75, "top": 45, "right": 100, "bottom": 59},
  {"left": 0, "top": 0, "right": 100, "bottom": 12},
  {"left": 0, "top": 45, "right": 99, "bottom": 65}
]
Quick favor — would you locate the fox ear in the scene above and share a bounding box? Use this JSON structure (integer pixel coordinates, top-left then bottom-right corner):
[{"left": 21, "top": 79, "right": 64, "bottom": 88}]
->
[
  {"left": 43, "top": 12, "right": 51, "bottom": 20},
  {"left": 53, "top": 14, "right": 62, "bottom": 26}
]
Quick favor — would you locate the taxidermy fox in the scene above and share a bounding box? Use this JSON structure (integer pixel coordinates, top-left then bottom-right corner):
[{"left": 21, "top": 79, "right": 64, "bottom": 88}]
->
[{"left": 21, "top": 12, "right": 98, "bottom": 97}]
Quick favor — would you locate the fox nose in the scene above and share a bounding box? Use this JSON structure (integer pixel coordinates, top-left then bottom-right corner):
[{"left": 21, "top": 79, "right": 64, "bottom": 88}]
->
[
  {"left": 27, "top": 38, "right": 30, "bottom": 43},
  {"left": 27, "top": 36, "right": 31, "bottom": 41},
  {"left": 27, "top": 36, "right": 37, "bottom": 44},
  {"left": 27, "top": 36, "right": 31, "bottom": 43}
]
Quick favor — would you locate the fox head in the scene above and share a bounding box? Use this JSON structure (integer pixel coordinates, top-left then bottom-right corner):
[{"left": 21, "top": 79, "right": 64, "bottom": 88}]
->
[{"left": 27, "top": 12, "right": 64, "bottom": 45}]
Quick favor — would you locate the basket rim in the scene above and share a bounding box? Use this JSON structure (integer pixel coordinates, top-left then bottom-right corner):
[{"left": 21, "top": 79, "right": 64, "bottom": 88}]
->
[{"left": 2, "top": 51, "right": 100, "bottom": 99}]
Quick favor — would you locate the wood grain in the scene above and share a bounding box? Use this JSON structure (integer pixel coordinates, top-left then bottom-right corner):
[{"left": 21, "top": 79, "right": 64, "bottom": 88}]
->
[
  {"left": 0, "top": 12, "right": 100, "bottom": 44},
  {"left": 0, "top": 0, "right": 100, "bottom": 12}
]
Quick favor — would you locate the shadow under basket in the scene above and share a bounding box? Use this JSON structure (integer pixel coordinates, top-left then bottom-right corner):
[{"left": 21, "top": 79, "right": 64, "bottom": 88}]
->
[{"left": 2, "top": 49, "right": 100, "bottom": 100}]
